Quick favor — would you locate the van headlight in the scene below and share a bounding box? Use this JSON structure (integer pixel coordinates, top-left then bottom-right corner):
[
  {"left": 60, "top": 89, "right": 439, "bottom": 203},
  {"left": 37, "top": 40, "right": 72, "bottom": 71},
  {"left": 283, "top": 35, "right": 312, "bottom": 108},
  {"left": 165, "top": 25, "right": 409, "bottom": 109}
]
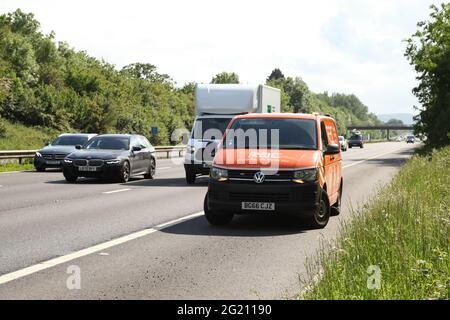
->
[
  {"left": 64, "top": 159, "right": 73, "bottom": 163},
  {"left": 35, "top": 152, "right": 42, "bottom": 157},
  {"left": 293, "top": 168, "right": 318, "bottom": 183},
  {"left": 210, "top": 167, "right": 228, "bottom": 182}
]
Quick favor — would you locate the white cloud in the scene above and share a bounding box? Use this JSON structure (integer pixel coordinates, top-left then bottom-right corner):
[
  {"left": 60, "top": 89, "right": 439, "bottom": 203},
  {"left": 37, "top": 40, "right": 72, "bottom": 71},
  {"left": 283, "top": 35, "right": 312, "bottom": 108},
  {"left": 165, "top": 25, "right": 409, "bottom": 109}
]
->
[{"left": 0, "top": 0, "right": 440, "bottom": 114}]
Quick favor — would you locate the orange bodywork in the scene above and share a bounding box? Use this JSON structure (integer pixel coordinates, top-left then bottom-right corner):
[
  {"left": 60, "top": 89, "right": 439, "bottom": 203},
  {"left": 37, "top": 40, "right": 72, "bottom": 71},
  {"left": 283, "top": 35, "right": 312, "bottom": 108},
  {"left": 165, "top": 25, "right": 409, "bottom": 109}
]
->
[{"left": 212, "top": 113, "right": 343, "bottom": 205}]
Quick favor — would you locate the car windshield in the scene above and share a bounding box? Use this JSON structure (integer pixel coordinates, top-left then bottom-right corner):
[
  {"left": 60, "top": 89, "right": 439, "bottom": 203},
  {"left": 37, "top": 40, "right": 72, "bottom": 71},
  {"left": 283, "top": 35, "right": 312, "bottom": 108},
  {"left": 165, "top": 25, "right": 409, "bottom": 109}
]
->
[
  {"left": 192, "top": 117, "right": 233, "bottom": 140},
  {"left": 84, "top": 137, "right": 130, "bottom": 150},
  {"left": 51, "top": 135, "right": 89, "bottom": 146},
  {"left": 350, "top": 135, "right": 362, "bottom": 140},
  {"left": 225, "top": 118, "right": 317, "bottom": 150}
]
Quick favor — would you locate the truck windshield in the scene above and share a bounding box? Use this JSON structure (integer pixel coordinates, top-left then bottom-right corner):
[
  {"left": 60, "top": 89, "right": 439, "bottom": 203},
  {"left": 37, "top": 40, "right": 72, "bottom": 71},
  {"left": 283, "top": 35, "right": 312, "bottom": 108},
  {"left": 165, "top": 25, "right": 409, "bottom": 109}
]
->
[
  {"left": 225, "top": 118, "right": 317, "bottom": 150},
  {"left": 192, "top": 117, "right": 233, "bottom": 140}
]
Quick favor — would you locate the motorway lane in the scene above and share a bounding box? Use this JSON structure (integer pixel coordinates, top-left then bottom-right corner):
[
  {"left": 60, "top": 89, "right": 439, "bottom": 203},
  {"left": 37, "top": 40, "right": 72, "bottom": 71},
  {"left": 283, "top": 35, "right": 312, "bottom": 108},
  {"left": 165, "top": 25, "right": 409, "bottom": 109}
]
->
[{"left": 0, "top": 142, "right": 419, "bottom": 299}]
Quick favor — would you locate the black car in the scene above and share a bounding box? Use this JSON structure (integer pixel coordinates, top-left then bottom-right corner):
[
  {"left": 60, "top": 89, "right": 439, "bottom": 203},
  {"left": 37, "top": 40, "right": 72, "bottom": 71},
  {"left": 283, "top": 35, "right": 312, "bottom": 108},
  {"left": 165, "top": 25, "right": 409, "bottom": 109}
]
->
[
  {"left": 62, "top": 134, "right": 156, "bottom": 183},
  {"left": 34, "top": 133, "right": 97, "bottom": 171},
  {"left": 348, "top": 134, "right": 364, "bottom": 148}
]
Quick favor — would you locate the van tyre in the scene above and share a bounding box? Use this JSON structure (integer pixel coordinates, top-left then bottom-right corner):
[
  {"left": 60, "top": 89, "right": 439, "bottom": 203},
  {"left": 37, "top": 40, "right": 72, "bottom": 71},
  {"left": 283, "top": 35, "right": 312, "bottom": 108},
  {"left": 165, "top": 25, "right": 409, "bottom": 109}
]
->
[
  {"left": 186, "top": 168, "right": 196, "bottom": 184},
  {"left": 308, "top": 189, "right": 330, "bottom": 229},
  {"left": 331, "top": 184, "right": 343, "bottom": 216},
  {"left": 144, "top": 158, "right": 156, "bottom": 179},
  {"left": 204, "top": 193, "right": 233, "bottom": 226}
]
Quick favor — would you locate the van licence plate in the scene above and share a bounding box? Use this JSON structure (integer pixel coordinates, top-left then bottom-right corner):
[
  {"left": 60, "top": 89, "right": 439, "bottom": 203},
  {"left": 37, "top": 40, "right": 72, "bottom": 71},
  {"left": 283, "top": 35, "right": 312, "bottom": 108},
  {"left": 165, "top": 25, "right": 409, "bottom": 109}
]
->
[
  {"left": 242, "top": 202, "right": 275, "bottom": 211},
  {"left": 78, "top": 166, "right": 97, "bottom": 172}
]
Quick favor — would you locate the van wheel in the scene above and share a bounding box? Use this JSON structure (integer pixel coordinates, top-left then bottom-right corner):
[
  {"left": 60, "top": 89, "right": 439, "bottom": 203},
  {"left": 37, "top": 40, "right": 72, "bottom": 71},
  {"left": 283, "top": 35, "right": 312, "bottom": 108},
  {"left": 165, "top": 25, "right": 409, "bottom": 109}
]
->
[
  {"left": 331, "top": 185, "right": 342, "bottom": 216},
  {"left": 204, "top": 193, "right": 233, "bottom": 226},
  {"left": 186, "top": 168, "right": 196, "bottom": 184},
  {"left": 308, "top": 189, "right": 330, "bottom": 229}
]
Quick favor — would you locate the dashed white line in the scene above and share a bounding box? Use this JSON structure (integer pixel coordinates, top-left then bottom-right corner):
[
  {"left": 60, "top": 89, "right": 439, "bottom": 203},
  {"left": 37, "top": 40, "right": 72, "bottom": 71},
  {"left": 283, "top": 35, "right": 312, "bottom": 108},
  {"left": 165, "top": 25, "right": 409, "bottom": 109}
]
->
[
  {"left": 0, "top": 211, "right": 204, "bottom": 286},
  {"left": 102, "top": 188, "right": 131, "bottom": 194},
  {"left": 158, "top": 167, "right": 171, "bottom": 170}
]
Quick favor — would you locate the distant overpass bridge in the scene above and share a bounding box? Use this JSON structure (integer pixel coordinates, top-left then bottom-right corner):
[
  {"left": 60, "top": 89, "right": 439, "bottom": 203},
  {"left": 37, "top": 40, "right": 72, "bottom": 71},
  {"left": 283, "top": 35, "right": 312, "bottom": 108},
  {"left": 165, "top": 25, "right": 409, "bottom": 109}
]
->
[{"left": 347, "top": 125, "right": 414, "bottom": 140}]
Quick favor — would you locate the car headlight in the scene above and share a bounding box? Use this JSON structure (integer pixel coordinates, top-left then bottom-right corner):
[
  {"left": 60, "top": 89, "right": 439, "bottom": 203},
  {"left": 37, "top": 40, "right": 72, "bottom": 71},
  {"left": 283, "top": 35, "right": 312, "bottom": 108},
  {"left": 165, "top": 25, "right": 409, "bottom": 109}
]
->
[
  {"left": 210, "top": 167, "right": 228, "bottom": 182},
  {"left": 293, "top": 168, "right": 318, "bottom": 183},
  {"left": 106, "top": 159, "right": 121, "bottom": 165},
  {"left": 64, "top": 159, "right": 73, "bottom": 163},
  {"left": 35, "top": 152, "right": 42, "bottom": 157},
  {"left": 187, "top": 145, "right": 195, "bottom": 154}
]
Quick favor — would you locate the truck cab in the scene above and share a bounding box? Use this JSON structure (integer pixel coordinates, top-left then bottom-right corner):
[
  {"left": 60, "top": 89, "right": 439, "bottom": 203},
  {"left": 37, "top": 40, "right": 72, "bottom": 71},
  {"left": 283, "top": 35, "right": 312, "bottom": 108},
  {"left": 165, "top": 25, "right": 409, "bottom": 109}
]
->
[{"left": 184, "top": 84, "right": 281, "bottom": 184}]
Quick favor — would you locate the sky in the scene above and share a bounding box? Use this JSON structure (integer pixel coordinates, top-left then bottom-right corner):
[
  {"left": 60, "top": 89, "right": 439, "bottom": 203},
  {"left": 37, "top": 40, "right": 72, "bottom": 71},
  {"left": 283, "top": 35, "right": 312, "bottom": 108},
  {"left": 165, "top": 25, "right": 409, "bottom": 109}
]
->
[{"left": 0, "top": 0, "right": 441, "bottom": 115}]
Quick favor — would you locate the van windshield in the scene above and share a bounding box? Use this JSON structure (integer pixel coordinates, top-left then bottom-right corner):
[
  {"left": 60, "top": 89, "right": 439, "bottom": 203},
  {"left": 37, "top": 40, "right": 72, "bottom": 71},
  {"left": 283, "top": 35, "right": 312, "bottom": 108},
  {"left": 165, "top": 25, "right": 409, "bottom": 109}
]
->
[
  {"left": 191, "top": 117, "right": 233, "bottom": 140},
  {"left": 225, "top": 118, "right": 317, "bottom": 150}
]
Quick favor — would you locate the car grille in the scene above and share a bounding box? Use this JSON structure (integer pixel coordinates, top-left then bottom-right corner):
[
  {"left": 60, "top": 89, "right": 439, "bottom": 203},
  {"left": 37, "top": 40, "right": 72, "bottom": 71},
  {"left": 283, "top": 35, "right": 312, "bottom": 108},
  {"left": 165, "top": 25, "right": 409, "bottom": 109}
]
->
[
  {"left": 42, "top": 153, "right": 67, "bottom": 160},
  {"left": 229, "top": 192, "right": 290, "bottom": 202},
  {"left": 73, "top": 159, "right": 104, "bottom": 167},
  {"left": 228, "top": 169, "right": 293, "bottom": 181}
]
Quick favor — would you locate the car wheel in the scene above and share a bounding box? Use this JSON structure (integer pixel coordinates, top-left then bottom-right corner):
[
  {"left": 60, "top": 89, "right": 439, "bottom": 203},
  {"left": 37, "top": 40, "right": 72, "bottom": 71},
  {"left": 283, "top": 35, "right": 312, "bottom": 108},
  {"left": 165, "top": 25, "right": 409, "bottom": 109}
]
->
[
  {"left": 120, "top": 161, "right": 130, "bottom": 183},
  {"left": 204, "top": 193, "right": 233, "bottom": 226},
  {"left": 360, "top": 144, "right": 364, "bottom": 148},
  {"left": 331, "top": 184, "right": 343, "bottom": 216},
  {"left": 308, "top": 189, "right": 330, "bottom": 229},
  {"left": 186, "top": 168, "right": 196, "bottom": 184},
  {"left": 349, "top": 145, "right": 352, "bottom": 148},
  {"left": 64, "top": 171, "right": 77, "bottom": 183},
  {"left": 144, "top": 158, "right": 156, "bottom": 179}
]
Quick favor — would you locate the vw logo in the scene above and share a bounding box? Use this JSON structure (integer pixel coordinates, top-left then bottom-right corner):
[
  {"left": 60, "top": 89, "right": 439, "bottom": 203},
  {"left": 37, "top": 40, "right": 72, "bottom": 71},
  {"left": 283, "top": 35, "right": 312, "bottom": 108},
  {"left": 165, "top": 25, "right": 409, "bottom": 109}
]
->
[{"left": 253, "top": 171, "right": 265, "bottom": 184}]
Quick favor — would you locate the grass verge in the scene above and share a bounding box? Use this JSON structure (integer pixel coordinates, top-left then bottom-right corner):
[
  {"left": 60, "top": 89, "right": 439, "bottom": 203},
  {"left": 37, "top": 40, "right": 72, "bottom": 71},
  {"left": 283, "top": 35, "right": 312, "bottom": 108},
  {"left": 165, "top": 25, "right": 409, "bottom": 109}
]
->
[
  {"left": 0, "top": 119, "right": 59, "bottom": 150},
  {"left": 301, "top": 146, "right": 450, "bottom": 300},
  {"left": 0, "top": 162, "right": 34, "bottom": 173}
]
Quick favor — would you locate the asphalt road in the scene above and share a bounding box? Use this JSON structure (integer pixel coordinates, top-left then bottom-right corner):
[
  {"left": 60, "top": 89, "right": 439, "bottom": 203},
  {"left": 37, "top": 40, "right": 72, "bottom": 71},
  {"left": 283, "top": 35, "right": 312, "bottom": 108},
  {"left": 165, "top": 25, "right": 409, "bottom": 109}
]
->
[{"left": 0, "top": 142, "right": 420, "bottom": 299}]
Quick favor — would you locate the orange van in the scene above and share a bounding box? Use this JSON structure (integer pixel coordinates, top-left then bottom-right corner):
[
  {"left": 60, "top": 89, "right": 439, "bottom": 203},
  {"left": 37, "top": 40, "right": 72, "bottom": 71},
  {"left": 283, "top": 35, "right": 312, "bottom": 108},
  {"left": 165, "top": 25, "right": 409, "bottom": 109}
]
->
[{"left": 204, "top": 113, "right": 343, "bottom": 228}]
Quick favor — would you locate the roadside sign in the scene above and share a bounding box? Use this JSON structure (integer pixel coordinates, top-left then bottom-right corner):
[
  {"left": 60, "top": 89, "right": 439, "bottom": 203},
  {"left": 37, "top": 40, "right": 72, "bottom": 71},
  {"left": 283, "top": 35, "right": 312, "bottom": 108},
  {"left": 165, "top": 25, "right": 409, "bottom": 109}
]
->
[{"left": 151, "top": 127, "right": 158, "bottom": 135}]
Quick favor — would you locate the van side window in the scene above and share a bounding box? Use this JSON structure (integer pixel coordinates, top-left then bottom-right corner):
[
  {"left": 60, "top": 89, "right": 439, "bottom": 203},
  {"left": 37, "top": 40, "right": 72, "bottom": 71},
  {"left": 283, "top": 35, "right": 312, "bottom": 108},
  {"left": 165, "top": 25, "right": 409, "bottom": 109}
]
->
[{"left": 320, "top": 122, "right": 329, "bottom": 151}]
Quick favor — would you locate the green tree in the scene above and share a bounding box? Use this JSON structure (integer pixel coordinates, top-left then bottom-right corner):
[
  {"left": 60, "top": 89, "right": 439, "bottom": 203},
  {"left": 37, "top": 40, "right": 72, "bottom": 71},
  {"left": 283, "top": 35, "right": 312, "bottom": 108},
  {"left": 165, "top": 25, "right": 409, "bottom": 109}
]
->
[
  {"left": 211, "top": 72, "right": 239, "bottom": 84},
  {"left": 405, "top": 3, "right": 450, "bottom": 147},
  {"left": 267, "top": 68, "right": 285, "bottom": 81}
]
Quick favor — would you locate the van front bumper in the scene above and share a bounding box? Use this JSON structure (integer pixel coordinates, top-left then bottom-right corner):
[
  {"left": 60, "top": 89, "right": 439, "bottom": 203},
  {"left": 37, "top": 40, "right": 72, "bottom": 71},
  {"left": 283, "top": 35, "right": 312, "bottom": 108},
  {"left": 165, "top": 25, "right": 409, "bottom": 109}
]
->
[{"left": 207, "top": 180, "right": 320, "bottom": 216}]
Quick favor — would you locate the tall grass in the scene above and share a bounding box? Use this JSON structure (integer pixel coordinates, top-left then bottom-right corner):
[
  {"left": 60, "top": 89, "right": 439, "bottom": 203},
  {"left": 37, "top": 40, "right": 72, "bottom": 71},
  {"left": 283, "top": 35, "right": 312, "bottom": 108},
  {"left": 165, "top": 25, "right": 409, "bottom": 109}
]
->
[
  {"left": 0, "top": 120, "right": 59, "bottom": 150},
  {"left": 302, "top": 147, "right": 450, "bottom": 300}
]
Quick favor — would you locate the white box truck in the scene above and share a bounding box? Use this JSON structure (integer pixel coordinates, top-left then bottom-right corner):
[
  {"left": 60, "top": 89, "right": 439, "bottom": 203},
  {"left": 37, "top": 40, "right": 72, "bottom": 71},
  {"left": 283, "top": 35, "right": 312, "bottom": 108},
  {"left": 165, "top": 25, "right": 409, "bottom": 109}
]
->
[{"left": 184, "top": 83, "right": 281, "bottom": 184}]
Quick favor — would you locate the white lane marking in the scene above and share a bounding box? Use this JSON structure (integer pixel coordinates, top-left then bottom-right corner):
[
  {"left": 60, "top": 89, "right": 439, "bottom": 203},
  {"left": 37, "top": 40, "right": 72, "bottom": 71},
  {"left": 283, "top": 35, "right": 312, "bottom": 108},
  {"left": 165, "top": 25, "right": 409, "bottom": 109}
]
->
[
  {"left": 0, "top": 211, "right": 204, "bottom": 286},
  {"left": 102, "top": 188, "right": 131, "bottom": 194},
  {"left": 343, "top": 147, "right": 408, "bottom": 169},
  {"left": 158, "top": 167, "right": 171, "bottom": 170}
]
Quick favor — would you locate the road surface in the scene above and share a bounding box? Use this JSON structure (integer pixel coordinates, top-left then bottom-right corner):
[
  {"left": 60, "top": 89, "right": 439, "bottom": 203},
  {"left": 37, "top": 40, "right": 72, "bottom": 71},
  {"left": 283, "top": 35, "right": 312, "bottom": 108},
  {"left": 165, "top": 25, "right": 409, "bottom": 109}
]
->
[{"left": 0, "top": 142, "right": 419, "bottom": 299}]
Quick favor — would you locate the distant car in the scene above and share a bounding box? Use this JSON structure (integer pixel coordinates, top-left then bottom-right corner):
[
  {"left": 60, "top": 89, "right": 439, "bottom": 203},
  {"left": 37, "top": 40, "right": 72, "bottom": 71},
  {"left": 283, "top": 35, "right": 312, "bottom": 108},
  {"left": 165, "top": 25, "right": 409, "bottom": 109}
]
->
[
  {"left": 34, "top": 133, "right": 97, "bottom": 172},
  {"left": 338, "top": 136, "right": 348, "bottom": 151},
  {"left": 348, "top": 134, "right": 364, "bottom": 148},
  {"left": 62, "top": 134, "right": 156, "bottom": 183},
  {"left": 406, "top": 136, "right": 415, "bottom": 144}
]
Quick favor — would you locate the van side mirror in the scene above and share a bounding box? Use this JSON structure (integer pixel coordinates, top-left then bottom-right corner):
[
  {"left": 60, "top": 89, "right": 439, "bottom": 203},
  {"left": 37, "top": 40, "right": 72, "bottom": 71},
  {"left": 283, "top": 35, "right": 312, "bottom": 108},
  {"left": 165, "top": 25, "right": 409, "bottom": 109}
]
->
[
  {"left": 75, "top": 145, "right": 82, "bottom": 150},
  {"left": 324, "top": 143, "right": 340, "bottom": 155}
]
